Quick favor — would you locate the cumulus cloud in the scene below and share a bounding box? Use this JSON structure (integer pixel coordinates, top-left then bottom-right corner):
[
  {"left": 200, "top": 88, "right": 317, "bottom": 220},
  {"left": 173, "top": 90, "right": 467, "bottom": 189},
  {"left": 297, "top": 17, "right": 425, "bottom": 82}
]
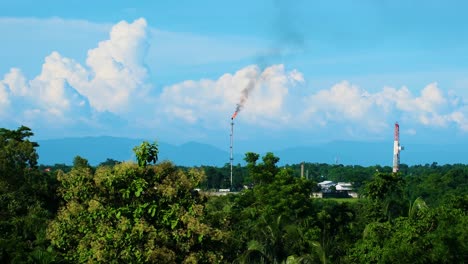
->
[
  {"left": 0, "top": 18, "right": 149, "bottom": 128},
  {"left": 1, "top": 16, "right": 468, "bottom": 140},
  {"left": 83, "top": 18, "right": 149, "bottom": 112},
  {"left": 1, "top": 66, "right": 91, "bottom": 126},
  {"left": 302, "top": 81, "right": 468, "bottom": 133},
  {"left": 3, "top": 68, "right": 28, "bottom": 96},
  {"left": 0, "top": 82, "right": 9, "bottom": 115},
  {"left": 159, "top": 64, "right": 303, "bottom": 127},
  {"left": 302, "top": 81, "right": 387, "bottom": 134}
]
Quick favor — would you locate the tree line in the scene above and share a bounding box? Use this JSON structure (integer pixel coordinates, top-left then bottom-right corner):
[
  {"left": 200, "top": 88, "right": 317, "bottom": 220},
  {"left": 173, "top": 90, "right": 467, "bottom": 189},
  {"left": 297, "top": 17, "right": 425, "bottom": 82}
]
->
[{"left": 1, "top": 126, "right": 467, "bottom": 263}]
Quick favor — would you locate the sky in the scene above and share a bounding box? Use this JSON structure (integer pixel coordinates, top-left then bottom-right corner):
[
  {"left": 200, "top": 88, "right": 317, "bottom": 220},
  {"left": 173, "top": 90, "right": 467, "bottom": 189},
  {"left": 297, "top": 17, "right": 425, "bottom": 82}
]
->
[{"left": 1, "top": 0, "right": 468, "bottom": 155}]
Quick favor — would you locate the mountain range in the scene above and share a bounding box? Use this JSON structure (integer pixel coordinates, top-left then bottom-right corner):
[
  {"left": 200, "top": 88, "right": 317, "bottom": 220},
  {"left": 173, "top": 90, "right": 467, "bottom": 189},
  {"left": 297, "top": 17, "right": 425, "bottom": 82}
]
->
[{"left": 36, "top": 136, "right": 467, "bottom": 167}]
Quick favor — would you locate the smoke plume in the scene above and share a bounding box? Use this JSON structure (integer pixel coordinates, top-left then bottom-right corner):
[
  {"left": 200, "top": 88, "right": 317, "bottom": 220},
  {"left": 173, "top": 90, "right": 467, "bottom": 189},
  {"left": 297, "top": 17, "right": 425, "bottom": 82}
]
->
[
  {"left": 232, "top": 78, "right": 256, "bottom": 119},
  {"left": 231, "top": 0, "right": 304, "bottom": 119},
  {"left": 257, "top": 0, "right": 305, "bottom": 68}
]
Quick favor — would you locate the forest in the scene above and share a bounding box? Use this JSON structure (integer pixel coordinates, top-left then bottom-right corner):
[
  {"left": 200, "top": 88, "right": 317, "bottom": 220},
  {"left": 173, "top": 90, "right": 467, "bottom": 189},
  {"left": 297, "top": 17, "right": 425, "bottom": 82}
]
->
[{"left": 1, "top": 126, "right": 467, "bottom": 263}]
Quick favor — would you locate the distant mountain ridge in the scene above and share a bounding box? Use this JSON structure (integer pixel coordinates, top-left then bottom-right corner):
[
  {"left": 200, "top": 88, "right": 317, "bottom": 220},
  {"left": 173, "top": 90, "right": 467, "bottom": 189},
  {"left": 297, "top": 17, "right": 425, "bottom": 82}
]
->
[
  {"left": 37, "top": 136, "right": 240, "bottom": 167},
  {"left": 37, "top": 137, "right": 467, "bottom": 166}
]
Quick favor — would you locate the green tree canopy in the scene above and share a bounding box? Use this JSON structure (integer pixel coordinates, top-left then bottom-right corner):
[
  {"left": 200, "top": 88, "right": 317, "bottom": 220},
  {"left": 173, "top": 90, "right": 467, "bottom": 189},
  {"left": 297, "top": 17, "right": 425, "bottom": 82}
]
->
[
  {"left": 349, "top": 204, "right": 468, "bottom": 264},
  {"left": 47, "top": 144, "right": 226, "bottom": 263},
  {"left": 133, "top": 141, "right": 159, "bottom": 168},
  {"left": 0, "top": 126, "right": 57, "bottom": 263}
]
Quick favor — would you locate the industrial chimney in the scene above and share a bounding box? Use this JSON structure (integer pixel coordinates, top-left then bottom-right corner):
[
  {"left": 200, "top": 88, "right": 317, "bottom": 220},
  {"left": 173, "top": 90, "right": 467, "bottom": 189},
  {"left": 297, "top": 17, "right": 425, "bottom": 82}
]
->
[
  {"left": 393, "top": 122, "right": 404, "bottom": 173},
  {"left": 230, "top": 118, "right": 234, "bottom": 190}
]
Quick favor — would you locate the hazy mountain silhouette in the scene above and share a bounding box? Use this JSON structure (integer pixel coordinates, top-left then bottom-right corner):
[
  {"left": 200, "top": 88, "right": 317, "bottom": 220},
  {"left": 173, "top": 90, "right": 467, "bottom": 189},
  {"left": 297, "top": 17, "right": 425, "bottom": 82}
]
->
[
  {"left": 37, "top": 137, "right": 467, "bottom": 166},
  {"left": 37, "top": 137, "right": 239, "bottom": 166}
]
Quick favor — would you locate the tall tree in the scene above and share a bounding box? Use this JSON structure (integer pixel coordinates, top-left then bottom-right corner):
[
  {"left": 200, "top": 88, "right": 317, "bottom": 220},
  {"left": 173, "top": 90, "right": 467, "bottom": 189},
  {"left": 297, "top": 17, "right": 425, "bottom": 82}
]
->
[
  {"left": 0, "top": 126, "right": 57, "bottom": 263},
  {"left": 349, "top": 205, "right": 467, "bottom": 263},
  {"left": 228, "top": 153, "right": 320, "bottom": 263},
  {"left": 47, "top": 143, "right": 226, "bottom": 263},
  {"left": 362, "top": 172, "right": 406, "bottom": 221},
  {"left": 133, "top": 141, "right": 158, "bottom": 167}
]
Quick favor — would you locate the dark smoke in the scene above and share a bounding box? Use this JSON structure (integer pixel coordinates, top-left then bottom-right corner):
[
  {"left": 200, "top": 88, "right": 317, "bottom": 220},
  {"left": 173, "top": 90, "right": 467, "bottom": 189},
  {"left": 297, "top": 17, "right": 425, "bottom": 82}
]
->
[
  {"left": 232, "top": 0, "right": 305, "bottom": 118},
  {"left": 256, "top": 0, "right": 305, "bottom": 68},
  {"left": 232, "top": 78, "right": 256, "bottom": 118}
]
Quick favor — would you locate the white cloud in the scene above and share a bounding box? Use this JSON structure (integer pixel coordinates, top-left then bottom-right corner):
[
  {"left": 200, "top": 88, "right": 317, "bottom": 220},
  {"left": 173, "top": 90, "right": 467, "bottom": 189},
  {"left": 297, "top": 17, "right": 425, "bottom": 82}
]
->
[
  {"left": 0, "top": 18, "right": 149, "bottom": 128},
  {"left": 307, "top": 81, "right": 372, "bottom": 120},
  {"left": 1, "top": 16, "right": 468, "bottom": 140},
  {"left": 1, "top": 64, "right": 91, "bottom": 125},
  {"left": 83, "top": 18, "right": 149, "bottom": 112},
  {"left": 302, "top": 81, "right": 387, "bottom": 133},
  {"left": 29, "top": 53, "right": 87, "bottom": 112},
  {"left": 0, "top": 17, "right": 267, "bottom": 82},
  {"left": 288, "top": 69, "right": 304, "bottom": 83},
  {"left": 0, "top": 82, "right": 9, "bottom": 115},
  {"left": 159, "top": 64, "right": 302, "bottom": 127},
  {"left": 3, "top": 68, "right": 28, "bottom": 96},
  {"left": 302, "top": 81, "right": 468, "bottom": 133},
  {"left": 383, "top": 83, "right": 466, "bottom": 129},
  {"left": 415, "top": 83, "right": 446, "bottom": 112}
]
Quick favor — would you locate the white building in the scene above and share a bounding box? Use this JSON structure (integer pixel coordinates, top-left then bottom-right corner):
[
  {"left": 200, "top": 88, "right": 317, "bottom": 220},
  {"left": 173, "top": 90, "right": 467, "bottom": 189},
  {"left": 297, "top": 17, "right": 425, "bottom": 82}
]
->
[
  {"left": 335, "top": 182, "right": 353, "bottom": 191},
  {"left": 316, "top": 181, "right": 358, "bottom": 198},
  {"left": 318, "top": 180, "right": 336, "bottom": 190}
]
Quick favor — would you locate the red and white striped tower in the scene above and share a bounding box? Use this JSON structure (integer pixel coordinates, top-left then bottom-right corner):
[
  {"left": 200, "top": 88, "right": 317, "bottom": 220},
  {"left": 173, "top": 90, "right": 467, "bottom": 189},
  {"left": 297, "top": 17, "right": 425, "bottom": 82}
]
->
[{"left": 392, "top": 122, "right": 404, "bottom": 173}]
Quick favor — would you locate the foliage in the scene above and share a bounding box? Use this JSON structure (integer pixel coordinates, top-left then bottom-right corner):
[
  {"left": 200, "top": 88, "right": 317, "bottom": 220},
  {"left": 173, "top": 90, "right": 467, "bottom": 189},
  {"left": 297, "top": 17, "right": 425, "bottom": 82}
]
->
[
  {"left": 362, "top": 172, "right": 406, "bottom": 221},
  {"left": 133, "top": 141, "right": 159, "bottom": 167},
  {"left": 47, "top": 151, "right": 226, "bottom": 263},
  {"left": 216, "top": 152, "right": 358, "bottom": 263},
  {"left": 98, "top": 158, "right": 122, "bottom": 167},
  {"left": 198, "top": 163, "right": 247, "bottom": 190},
  {"left": 73, "top": 155, "right": 91, "bottom": 169},
  {"left": 243, "top": 152, "right": 280, "bottom": 185},
  {"left": 0, "top": 126, "right": 57, "bottom": 263},
  {"left": 405, "top": 165, "right": 468, "bottom": 207},
  {"left": 349, "top": 204, "right": 468, "bottom": 263},
  {"left": 2, "top": 126, "right": 468, "bottom": 264}
]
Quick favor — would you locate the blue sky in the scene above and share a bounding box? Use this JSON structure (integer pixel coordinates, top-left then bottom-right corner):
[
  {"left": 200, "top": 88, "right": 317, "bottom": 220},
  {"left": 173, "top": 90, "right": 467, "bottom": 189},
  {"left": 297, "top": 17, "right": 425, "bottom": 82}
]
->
[{"left": 1, "top": 0, "right": 468, "bottom": 155}]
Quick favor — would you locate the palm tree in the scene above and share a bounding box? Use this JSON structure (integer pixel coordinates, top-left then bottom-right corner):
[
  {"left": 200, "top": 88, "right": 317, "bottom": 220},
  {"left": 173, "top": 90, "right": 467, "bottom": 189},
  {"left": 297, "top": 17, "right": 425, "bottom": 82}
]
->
[
  {"left": 236, "top": 215, "right": 290, "bottom": 264},
  {"left": 408, "top": 196, "right": 428, "bottom": 219}
]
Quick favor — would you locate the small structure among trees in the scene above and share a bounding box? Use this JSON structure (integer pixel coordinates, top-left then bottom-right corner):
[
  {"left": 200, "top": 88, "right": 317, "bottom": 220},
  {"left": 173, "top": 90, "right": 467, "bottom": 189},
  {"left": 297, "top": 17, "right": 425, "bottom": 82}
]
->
[{"left": 315, "top": 180, "right": 357, "bottom": 198}]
